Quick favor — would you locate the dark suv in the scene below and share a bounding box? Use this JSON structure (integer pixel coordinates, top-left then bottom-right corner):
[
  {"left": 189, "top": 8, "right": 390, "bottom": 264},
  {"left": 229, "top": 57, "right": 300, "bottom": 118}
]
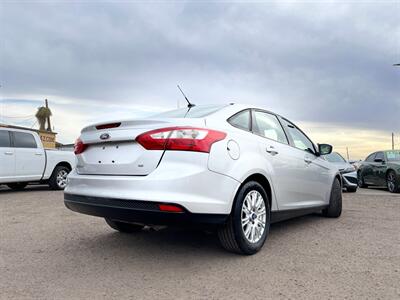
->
[{"left": 357, "top": 150, "right": 400, "bottom": 193}]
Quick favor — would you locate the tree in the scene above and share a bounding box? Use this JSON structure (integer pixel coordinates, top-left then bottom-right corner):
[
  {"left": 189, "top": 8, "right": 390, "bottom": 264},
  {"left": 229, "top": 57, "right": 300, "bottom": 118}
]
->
[{"left": 35, "top": 106, "right": 52, "bottom": 131}]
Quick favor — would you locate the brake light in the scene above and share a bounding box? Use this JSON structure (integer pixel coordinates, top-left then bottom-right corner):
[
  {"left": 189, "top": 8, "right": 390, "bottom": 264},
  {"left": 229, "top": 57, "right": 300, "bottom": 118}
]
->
[
  {"left": 136, "top": 127, "right": 226, "bottom": 153},
  {"left": 158, "top": 204, "right": 184, "bottom": 213},
  {"left": 96, "top": 122, "right": 121, "bottom": 130},
  {"left": 74, "top": 138, "right": 87, "bottom": 155}
]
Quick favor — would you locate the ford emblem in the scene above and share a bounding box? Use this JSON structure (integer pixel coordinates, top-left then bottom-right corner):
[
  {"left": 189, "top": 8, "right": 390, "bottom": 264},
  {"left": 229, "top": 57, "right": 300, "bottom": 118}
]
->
[{"left": 100, "top": 133, "right": 110, "bottom": 140}]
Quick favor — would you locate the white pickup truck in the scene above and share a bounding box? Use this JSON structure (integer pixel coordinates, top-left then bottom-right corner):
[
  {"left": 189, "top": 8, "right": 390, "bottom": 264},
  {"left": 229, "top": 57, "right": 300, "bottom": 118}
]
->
[{"left": 0, "top": 127, "right": 76, "bottom": 190}]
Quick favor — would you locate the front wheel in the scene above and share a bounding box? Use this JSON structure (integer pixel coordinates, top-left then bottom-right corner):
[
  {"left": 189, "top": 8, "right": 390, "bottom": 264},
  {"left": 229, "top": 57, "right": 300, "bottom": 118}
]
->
[
  {"left": 105, "top": 219, "right": 144, "bottom": 233},
  {"left": 322, "top": 178, "right": 342, "bottom": 218},
  {"left": 7, "top": 182, "right": 28, "bottom": 191},
  {"left": 387, "top": 171, "right": 399, "bottom": 193},
  {"left": 358, "top": 172, "right": 368, "bottom": 188},
  {"left": 346, "top": 186, "right": 357, "bottom": 193},
  {"left": 218, "top": 181, "right": 270, "bottom": 255}
]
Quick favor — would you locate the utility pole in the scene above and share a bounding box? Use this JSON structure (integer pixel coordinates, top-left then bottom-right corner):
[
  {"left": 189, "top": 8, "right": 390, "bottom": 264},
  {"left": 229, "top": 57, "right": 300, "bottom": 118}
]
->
[
  {"left": 346, "top": 147, "right": 350, "bottom": 160},
  {"left": 392, "top": 132, "right": 395, "bottom": 150},
  {"left": 45, "top": 99, "right": 52, "bottom": 132}
]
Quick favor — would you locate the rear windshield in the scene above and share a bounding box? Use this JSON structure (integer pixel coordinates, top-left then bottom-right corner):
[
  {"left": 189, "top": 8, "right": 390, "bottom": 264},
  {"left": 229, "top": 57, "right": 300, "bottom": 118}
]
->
[{"left": 152, "top": 104, "right": 226, "bottom": 118}]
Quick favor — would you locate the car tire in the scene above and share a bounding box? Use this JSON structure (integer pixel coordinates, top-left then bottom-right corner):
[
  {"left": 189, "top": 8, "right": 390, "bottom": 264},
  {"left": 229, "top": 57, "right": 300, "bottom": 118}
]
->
[
  {"left": 105, "top": 218, "right": 145, "bottom": 233},
  {"left": 7, "top": 182, "right": 28, "bottom": 191},
  {"left": 322, "top": 178, "right": 342, "bottom": 218},
  {"left": 346, "top": 186, "right": 357, "bottom": 193},
  {"left": 386, "top": 171, "right": 400, "bottom": 193},
  {"left": 357, "top": 172, "right": 368, "bottom": 188},
  {"left": 218, "top": 181, "right": 270, "bottom": 255},
  {"left": 49, "top": 166, "right": 70, "bottom": 190}
]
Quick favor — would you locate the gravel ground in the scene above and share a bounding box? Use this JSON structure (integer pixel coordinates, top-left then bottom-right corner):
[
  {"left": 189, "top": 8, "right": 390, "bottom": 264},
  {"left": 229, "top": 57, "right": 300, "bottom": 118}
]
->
[{"left": 1, "top": 186, "right": 399, "bottom": 299}]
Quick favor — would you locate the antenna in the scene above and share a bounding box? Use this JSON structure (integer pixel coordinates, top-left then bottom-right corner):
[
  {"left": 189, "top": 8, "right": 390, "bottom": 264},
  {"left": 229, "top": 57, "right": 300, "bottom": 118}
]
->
[{"left": 177, "top": 85, "right": 195, "bottom": 108}]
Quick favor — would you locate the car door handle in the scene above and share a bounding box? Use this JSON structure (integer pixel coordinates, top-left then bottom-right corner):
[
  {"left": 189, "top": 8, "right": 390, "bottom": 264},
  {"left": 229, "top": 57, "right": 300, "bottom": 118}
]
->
[
  {"left": 266, "top": 146, "right": 278, "bottom": 155},
  {"left": 304, "top": 157, "right": 313, "bottom": 164},
  {"left": 35, "top": 153, "right": 43, "bottom": 156},
  {"left": 4, "top": 151, "right": 14, "bottom": 155}
]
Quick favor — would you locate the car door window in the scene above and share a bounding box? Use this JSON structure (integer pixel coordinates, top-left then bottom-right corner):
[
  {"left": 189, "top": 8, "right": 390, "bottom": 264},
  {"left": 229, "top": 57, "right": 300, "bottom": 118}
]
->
[
  {"left": 365, "top": 153, "right": 376, "bottom": 162},
  {"left": 228, "top": 110, "right": 251, "bottom": 131},
  {"left": 374, "top": 152, "right": 384, "bottom": 161},
  {"left": 280, "top": 119, "right": 315, "bottom": 153},
  {"left": 252, "top": 111, "right": 288, "bottom": 144},
  {"left": 0, "top": 131, "right": 11, "bottom": 147},
  {"left": 13, "top": 132, "right": 37, "bottom": 148}
]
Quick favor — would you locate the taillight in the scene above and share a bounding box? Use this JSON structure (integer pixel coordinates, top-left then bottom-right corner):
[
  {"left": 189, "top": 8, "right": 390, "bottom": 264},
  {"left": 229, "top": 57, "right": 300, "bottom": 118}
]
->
[
  {"left": 136, "top": 127, "right": 226, "bottom": 153},
  {"left": 74, "top": 138, "right": 87, "bottom": 155}
]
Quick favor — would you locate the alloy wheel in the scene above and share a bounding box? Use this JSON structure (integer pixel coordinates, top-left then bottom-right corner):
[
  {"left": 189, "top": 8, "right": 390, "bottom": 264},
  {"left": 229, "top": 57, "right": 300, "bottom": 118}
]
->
[
  {"left": 56, "top": 169, "right": 68, "bottom": 189},
  {"left": 241, "top": 190, "right": 266, "bottom": 244},
  {"left": 387, "top": 172, "right": 396, "bottom": 192}
]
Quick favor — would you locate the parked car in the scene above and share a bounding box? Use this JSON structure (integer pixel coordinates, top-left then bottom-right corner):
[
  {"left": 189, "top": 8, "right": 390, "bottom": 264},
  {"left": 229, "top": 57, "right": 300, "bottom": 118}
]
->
[
  {"left": 323, "top": 152, "right": 357, "bottom": 192},
  {"left": 358, "top": 150, "right": 400, "bottom": 193},
  {"left": 64, "top": 103, "right": 342, "bottom": 255},
  {"left": 0, "top": 128, "right": 76, "bottom": 190}
]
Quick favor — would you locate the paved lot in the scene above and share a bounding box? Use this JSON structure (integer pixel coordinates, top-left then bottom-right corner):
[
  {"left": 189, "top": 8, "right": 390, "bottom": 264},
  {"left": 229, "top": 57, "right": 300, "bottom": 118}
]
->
[{"left": 1, "top": 186, "right": 399, "bottom": 299}]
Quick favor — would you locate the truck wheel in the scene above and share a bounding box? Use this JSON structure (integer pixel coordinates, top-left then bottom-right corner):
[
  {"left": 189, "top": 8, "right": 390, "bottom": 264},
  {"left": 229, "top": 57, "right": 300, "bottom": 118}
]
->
[
  {"left": 105, "top": 219, "right": 145, "bottom": 233},
  {"left": 322, "top": 178, "right": 342, "bottom": 218},
  {"left": 7, "top": 182, "right": 28, "bottom": 191},
  {"left": 49, "top": 166, "right": 70, "bottom": 190},
  {"left": 218, "top": 181, "right": 270, "bottom": 255}
]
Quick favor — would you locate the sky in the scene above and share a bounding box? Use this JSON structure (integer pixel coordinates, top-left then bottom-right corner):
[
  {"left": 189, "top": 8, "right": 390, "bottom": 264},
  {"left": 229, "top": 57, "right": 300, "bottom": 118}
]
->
[{"left": 0, "top": 1, "right": 399, "bottom": 159}]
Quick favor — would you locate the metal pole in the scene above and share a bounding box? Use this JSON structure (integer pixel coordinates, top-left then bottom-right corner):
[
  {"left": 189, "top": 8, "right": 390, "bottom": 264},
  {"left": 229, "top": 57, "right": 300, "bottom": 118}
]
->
[
  {"left": 346, "top": 147, "right": 349, "bottom": 160},
  {"left": 392, "top": 132, "right": 395, "bottom": 150}
]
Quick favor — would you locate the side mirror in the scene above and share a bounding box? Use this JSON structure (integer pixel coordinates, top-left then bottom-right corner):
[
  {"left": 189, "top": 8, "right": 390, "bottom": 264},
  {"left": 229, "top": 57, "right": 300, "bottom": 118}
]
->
[
  {"left": 318, "top": 144, "right": 333, "bottom": 156},
  {"left": 374, "top": 158, "right": 384, "bottom": 163}
]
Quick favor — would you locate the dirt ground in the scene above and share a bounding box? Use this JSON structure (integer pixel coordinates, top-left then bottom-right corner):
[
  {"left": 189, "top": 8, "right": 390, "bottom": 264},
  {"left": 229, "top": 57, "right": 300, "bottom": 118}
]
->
[{"left": 1, "top": 186, "right": 399, "bottom": 299}]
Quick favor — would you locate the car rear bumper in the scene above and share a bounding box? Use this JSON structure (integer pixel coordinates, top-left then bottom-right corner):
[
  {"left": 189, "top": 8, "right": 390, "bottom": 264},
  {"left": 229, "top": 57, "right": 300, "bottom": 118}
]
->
[
  {"left": 64, "top": 152, "right": 241, "bottom": 214},
  {"left": 64, "top": 193, "right": 228, "bottom": 226}
]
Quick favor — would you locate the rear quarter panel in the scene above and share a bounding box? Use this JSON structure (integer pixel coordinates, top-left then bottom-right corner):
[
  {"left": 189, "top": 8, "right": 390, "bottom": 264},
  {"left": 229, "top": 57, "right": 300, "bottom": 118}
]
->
[
  {"left": 43, "top": 150, "right": 76, "bottom": 179},
  {"left": 206, "top": 119, "right": 279, "bottom": 211}
]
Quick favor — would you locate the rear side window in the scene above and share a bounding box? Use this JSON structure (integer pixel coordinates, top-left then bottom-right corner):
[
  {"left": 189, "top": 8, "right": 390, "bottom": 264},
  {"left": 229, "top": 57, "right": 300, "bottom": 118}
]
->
[
  {"left": 13, "top": 132, "right": 37, "bottom": 148},
  {"left": 252, "top": 111, "right": 288, "bottom": 144},
  {"left": 228, "top": 110, "right": 251, "bottom": 131},
  {"left": 0, "top": 131, "right": 11, "bottom": 147}
]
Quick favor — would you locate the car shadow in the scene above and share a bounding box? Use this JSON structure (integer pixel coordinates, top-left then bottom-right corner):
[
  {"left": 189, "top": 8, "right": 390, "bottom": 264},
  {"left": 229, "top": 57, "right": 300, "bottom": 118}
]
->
[
  {"left": 62, "top": 213, "right": 325, "bottom": 261},
  {"left": 0, "top": 184, "right": 53, "bottom": 194}
]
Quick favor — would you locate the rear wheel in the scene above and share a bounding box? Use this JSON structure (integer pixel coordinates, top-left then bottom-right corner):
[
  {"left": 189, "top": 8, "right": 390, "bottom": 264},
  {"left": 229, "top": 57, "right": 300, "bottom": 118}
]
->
[
  {"left": 322, "top": 178, "right": 342, "bottom": 218},
  {"left": 218, "top": 181, "right": 270, "bottom": 255},
  {"left": 7, "top": 182, "right": 28, "bottom": 191},
  {"left": 49, "top": 166, "right": 70, "bottom": 190},
  {"left": 358, "top": 172, "right": 368, "bottom": 188},
  {"left": 387, "top": 171, "right": 399, "bottom": 193},
  {"left": 105, "top": 219, "right": 144, "bottom": 233}
]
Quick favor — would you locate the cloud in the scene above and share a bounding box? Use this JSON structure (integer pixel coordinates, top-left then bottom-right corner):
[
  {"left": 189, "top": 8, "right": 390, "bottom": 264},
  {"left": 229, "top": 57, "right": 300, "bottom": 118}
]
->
[{"left": 0, "top": 1, "right": 399, "bottom": 157}]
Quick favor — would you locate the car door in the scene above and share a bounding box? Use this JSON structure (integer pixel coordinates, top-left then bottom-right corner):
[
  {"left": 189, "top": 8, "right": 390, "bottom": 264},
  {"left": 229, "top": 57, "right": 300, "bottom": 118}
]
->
[
  {"left": 0, "top": 130, "right": 16, "bottom": 182},
  {"left": 12, "top": 131, "right": 45, "bottom": 181},
  {"left": 371, "top": 151, "right": 387, "bottom": 186},
  {"left": 252, "top": 110, "right": 326, "bottom": 210},
  {"left": 278, "top": 117, "right": 332, "bottom": 208}
]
